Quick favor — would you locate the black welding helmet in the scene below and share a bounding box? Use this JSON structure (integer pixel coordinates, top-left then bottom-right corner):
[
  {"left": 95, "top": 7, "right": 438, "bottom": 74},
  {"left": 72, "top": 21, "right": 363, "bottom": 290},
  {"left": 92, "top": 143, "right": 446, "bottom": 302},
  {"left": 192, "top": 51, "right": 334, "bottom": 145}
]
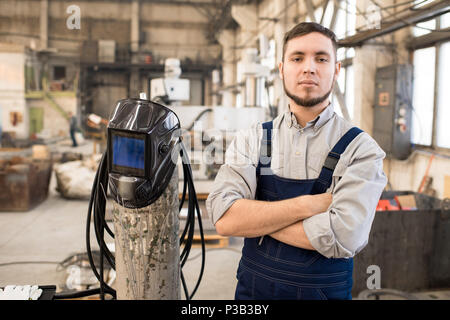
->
[{"left": 107, "top": 97, "right": 181, "bottom": 209}]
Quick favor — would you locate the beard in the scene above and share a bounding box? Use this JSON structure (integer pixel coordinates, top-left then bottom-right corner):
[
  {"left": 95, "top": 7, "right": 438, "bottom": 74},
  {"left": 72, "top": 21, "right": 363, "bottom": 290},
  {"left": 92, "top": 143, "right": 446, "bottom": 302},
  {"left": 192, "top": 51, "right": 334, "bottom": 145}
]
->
[{"left": 283, "top": 78, "right": 334, "bottom": 108}]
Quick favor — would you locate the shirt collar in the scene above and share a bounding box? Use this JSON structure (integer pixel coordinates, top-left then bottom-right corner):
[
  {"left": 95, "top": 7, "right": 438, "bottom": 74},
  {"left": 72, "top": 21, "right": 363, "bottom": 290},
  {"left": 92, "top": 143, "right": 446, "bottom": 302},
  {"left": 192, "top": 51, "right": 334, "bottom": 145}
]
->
[{"left": 285, "top": 103, "right": 335, "bottom": 131}]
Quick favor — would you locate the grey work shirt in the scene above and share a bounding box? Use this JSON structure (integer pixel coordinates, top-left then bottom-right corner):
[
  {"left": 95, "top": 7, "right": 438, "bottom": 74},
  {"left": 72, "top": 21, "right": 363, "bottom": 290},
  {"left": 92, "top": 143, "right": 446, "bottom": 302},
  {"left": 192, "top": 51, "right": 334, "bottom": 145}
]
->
[{"left": 206, "top": 103, "right": 387, "bottom": 259}]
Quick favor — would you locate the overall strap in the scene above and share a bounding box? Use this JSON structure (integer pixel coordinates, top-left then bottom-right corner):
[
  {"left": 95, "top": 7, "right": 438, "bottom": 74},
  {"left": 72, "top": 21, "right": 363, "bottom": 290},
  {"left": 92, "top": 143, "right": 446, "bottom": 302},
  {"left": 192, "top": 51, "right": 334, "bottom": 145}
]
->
[
  {"left": 256, "top": 121, "right": 273, "bottom": 177},
  {"left": 314, "top": 127, "right": 364, "bottom": 193}
]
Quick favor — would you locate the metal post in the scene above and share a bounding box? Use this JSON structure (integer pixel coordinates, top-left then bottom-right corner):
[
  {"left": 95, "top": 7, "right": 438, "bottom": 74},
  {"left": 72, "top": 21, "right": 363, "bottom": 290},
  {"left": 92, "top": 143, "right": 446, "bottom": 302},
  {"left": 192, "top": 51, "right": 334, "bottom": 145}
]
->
[{"left": 112, "top": 168, "right": 180, "bottom": 300}]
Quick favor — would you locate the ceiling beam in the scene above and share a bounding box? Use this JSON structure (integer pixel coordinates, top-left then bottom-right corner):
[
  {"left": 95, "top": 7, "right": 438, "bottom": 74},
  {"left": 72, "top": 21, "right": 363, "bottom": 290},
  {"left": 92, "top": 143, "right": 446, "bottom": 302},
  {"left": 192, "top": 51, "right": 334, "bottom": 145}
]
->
[
  {"left": 406, "top": 26, "right": 450, "bottom": 50},
  {"left": 338, "top": 0, "right": 450, "bottom": 48}
]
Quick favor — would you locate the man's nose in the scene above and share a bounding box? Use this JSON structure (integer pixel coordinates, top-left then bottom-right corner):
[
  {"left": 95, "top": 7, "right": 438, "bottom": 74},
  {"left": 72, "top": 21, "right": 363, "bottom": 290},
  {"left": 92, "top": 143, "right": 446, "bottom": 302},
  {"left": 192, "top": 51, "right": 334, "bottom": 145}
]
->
[{"left": 302, "top": 58, "right": 316, "bottom": 74}]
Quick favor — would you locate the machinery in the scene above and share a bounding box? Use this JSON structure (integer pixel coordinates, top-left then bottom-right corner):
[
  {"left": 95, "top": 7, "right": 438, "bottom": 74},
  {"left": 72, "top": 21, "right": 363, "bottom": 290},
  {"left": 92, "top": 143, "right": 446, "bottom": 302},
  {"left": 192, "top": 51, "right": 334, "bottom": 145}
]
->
[
  {"left": 372, "top": 64, "right": 413, "bottom": 160},
  {"left": 150, "top": 58, "right": 190, "bottom": 106},
  {"left": 55, "top": 93, "right": 206, "bottom": 300}
]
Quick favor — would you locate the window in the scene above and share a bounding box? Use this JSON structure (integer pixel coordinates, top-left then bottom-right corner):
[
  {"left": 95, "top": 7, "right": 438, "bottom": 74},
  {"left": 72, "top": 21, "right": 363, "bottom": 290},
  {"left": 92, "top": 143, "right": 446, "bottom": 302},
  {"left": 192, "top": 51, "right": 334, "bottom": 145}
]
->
[
  {"left": 332, "top": 0, "right": 356, "bottom": 120},
  {"left": 335, "top": 0, "right": 356, "bottom": 39},
  {"left": 314, "top": 1, "right": 335, "bottom": 28},
  {"left": 337, "top": 47, "right": 355, "bottom": 61},
  {"left": 410, "top": 4, "right": 449, "bottom": 149},
  {"left": 436, "top": 41, "right": 450, "bottom": 148},
  {"left": 441, "top": 12, "right": 450, "bottom": 29},
  {"left": 412, "top": 47, "right": 435, "bottom": 146},
  {"left": 411, "top": 40, "right": 449, "bottom": 149},
  {"left": 409, "top": 4, "right": 450, "bottom": 149},
  {"left": 413, "top": 19, "right": 436, "bottom": 37},
  {"left": 344, "top": 64, "right": 354, "bottom": 118},
  {"left": 333, "top": 64, "right": 354, "bottom": 120}
]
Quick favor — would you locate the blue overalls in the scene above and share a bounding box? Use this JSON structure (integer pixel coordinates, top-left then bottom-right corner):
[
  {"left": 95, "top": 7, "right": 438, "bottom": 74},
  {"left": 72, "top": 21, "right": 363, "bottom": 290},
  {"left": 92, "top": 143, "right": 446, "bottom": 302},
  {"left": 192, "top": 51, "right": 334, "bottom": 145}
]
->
[{"left": 235, "top": 121, "right": 363, "bottom": 300}]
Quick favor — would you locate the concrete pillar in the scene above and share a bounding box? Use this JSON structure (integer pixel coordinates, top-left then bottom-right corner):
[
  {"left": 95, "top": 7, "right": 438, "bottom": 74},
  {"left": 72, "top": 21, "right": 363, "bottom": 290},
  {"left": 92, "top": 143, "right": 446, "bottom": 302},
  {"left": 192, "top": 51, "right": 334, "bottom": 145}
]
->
[
  {"left": 40, "top": 0, "right": 48, "bottom": 50},
  {"left": 217, "top": 30, "right": 236, "bottom": 107},
  {"left": 131, "top": 0, "right": 140, "bottom": 56},
  {"left": 352, "top": 0, "right": 399, "bottom": 134},
  {"left": 352, "top": 0, "right": 375, "bottom": 133},
  {"left": 353, "top": 46, "right": 377, "bottom": 134}
]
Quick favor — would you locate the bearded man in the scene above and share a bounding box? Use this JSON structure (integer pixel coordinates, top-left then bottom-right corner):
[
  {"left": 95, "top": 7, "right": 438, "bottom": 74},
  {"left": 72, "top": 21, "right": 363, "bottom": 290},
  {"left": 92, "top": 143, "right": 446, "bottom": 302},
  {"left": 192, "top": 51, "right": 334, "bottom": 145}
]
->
[{"left": 206, "top": 22, "right": 387, "bottom": 300}]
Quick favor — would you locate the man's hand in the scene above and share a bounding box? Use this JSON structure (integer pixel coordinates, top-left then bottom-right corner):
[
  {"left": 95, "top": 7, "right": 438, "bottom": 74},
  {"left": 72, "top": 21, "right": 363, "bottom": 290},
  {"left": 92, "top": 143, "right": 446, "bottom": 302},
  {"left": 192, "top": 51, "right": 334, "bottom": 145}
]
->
[{"left": 303, "top": 193, "right": 332, "bottom": 216}]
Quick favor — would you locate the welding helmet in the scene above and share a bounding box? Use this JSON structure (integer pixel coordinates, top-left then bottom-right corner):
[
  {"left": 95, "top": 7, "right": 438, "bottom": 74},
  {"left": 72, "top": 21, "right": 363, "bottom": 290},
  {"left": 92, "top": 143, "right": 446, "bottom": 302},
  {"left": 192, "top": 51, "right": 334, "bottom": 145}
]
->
[{"left": 107, "top": 98, "right": 181, "bottom": 208}]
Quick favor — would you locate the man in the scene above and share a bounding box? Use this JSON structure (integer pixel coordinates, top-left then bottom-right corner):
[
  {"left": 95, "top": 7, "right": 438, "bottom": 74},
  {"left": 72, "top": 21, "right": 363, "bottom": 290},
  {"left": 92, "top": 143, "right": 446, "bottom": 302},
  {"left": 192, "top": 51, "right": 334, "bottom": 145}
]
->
[
  {"left": 206, "top": 22, "right": 387, "bottom": 300},
  {"left": 68, "top": 111, "right": 78, "bottom": 147}
]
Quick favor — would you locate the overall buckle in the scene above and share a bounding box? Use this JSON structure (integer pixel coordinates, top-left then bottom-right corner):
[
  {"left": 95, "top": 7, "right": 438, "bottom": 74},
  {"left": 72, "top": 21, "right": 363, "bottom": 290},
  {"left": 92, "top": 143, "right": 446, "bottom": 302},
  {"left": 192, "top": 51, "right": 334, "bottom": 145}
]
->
[{"left": 323, "top": 152, "right": 340, "bottom": 171}]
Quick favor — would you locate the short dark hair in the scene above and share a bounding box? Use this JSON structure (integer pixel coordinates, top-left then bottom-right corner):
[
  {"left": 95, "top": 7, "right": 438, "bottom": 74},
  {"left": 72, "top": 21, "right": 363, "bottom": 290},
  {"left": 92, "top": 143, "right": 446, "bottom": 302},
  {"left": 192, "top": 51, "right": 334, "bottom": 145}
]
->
[{"left": 282, "top": 22, "right": 338, "bottom": 61}]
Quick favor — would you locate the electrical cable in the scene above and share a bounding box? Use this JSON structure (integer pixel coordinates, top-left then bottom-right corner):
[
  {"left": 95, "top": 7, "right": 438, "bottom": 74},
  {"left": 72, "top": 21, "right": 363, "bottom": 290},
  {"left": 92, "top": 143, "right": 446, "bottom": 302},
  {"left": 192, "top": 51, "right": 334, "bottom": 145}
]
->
[
  {"left": 54, "top": 139, "right": 205, "bottom": 300},
  {"left": 180, "top": 142, "right": 205, "bottom": 300},
  {"left": 85, "top": 152, "right": 116, "bottom": 298}
]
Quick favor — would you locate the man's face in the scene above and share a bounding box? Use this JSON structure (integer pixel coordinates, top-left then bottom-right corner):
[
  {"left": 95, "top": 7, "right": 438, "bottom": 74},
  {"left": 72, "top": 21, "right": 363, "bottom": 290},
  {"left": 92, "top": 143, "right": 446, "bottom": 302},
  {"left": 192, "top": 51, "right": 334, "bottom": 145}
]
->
[{"left": 279, "top": 32, "right": 340, "bottom": 108}]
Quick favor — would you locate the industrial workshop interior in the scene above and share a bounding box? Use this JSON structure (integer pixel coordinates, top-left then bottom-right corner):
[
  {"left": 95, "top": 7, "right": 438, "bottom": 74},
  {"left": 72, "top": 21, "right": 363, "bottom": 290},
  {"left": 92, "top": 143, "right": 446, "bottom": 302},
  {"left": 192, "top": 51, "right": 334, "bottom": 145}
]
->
[{"left": 0, "top": 0, "right": 449, "bottom": 303}]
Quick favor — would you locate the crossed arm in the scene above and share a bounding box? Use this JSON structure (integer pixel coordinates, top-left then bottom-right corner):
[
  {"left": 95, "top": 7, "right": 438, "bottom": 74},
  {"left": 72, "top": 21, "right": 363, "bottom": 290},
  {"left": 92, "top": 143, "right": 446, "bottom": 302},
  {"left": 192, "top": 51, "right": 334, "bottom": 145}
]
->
[{"left": 214, "top": 193, "right": 332, "bottom": 251}]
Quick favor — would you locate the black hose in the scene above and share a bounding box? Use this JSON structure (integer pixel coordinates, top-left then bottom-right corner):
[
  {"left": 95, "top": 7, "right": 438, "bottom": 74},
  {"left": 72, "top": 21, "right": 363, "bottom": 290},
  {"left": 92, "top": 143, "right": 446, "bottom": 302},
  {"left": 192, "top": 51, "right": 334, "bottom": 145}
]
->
[
  {"left": 180, "top": 271, "right": 190, "bottom": 300},
  {"left": 83, "top": 152, "right": 116, "bottom": 299},
  {"left": 93, "top": 154, "right": 115, "bottom": 269},
  {"left": 179, "top": 142, "right": 206, "bottom": 299}
]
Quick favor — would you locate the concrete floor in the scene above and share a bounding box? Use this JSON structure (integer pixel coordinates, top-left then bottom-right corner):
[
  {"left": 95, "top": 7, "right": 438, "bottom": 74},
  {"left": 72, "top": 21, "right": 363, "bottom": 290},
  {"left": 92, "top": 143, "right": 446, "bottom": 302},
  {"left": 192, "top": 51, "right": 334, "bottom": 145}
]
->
[{"left": 0, "top": 139, "right": 449, "bottom": 300}]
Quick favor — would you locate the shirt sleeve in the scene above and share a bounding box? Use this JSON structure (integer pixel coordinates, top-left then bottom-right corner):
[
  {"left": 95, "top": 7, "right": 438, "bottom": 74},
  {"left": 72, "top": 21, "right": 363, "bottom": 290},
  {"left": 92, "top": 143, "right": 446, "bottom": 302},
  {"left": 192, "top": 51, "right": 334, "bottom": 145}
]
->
[
  {"left": 206, "top": 124, "right": 261, "bottom": 225},
  {"left": 302, "top": 133, "right": 387, "bottom": 259}
]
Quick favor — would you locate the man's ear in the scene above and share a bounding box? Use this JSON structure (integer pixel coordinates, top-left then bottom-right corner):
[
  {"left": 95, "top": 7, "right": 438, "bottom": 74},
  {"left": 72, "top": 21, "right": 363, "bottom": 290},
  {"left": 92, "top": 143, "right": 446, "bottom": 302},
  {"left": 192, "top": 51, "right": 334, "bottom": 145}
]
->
[
  {"left": 278, "top": 61, "right": 284, "bottom": 80},
  {"left": 334, "top": 60, "right": 341, "bottom": 80}
]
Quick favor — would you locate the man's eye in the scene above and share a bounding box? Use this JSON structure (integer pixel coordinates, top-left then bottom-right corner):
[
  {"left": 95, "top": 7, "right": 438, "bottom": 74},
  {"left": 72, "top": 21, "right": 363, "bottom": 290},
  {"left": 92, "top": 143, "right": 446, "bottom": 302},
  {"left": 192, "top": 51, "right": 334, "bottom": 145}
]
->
[
  {"left": 318, "top": 58, "right": 328, "bottom": 62},
  {"left": 292, "top": 57, "right": 302, "bottom": 62}
]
